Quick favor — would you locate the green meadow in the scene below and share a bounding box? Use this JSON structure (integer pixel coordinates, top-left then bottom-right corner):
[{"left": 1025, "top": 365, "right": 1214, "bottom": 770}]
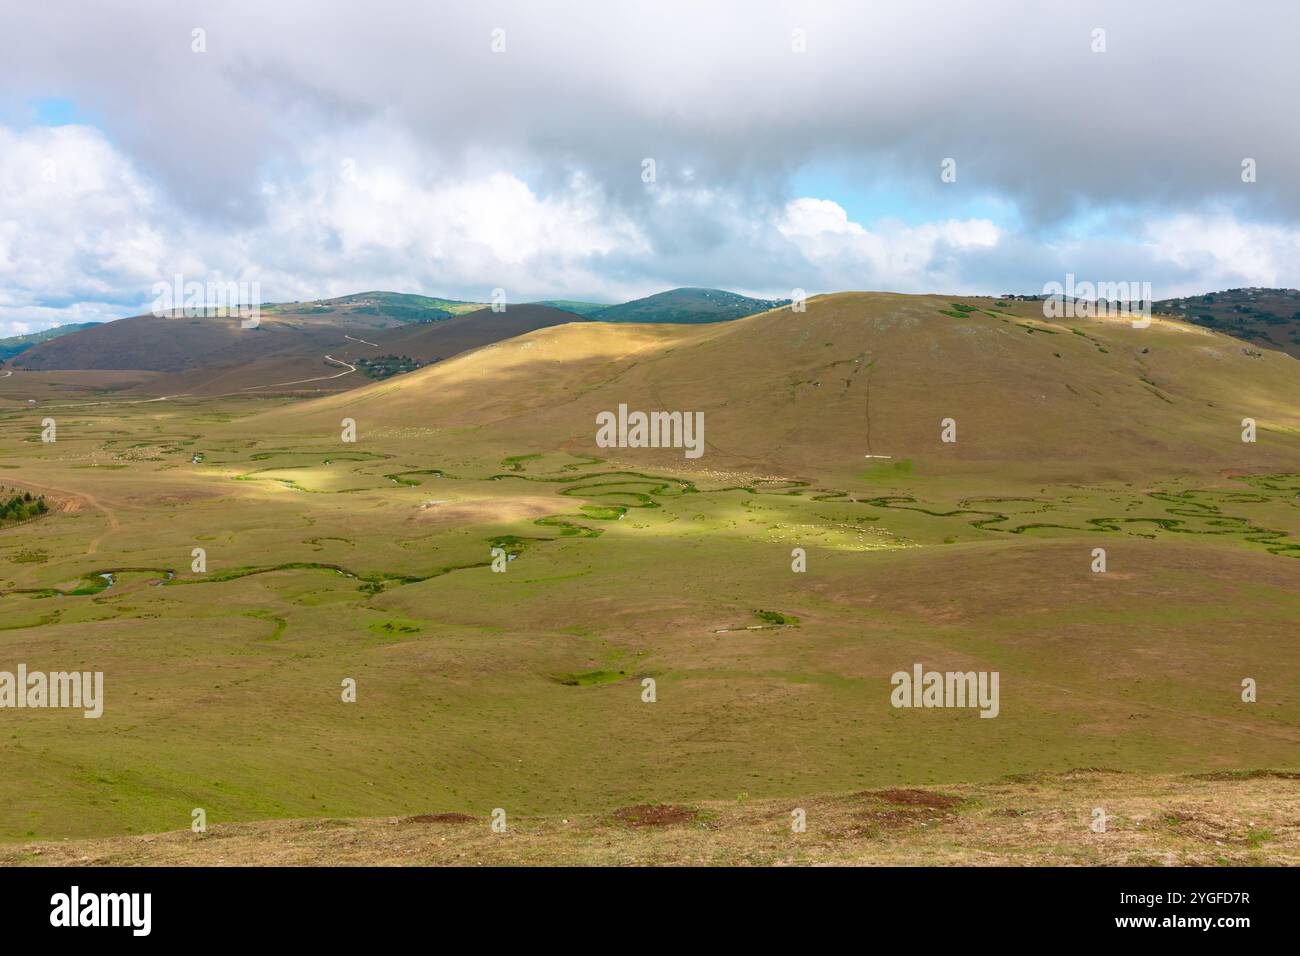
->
[{"left": 1, "top": 296, "right": 1298, "bottom": 845}]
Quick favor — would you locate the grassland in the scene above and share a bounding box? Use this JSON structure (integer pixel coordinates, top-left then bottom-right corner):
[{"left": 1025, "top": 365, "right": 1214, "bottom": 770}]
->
[
  {"left": 0, "top": 293, "right": 1296, "bottom": 863},
  {"left": 5, "top": 770, "right": 1296, "bottom": 866}
]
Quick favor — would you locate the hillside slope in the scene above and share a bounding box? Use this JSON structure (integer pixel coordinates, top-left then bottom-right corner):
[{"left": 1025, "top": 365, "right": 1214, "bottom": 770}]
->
[
  {"left": 13, "top": 292, "right": 481, "bottom": 373},
  {"left": 8, "top": 296, "right": 579, "bottom": 397},
  {"left": 354, "top": 304, "right": 587, "bottom": 364},
  {"left": 265, "top": 292, "right": 1300, "bottom": 483},
  {"left": 1157, "top": 287, "right": 1300, "bottom": 359},
  {"left": 0, "top": 322, "right": 101, "bottom": 362},
  {"left": 529, "top": 300, "right": 610, "bottom": 317},
  {"left": 596, "top": 287, "right": 791, "bottom": 324}
]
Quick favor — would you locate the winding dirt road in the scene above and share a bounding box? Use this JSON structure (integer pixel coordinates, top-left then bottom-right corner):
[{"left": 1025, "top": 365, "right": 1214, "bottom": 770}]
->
[{"left": 241, "top": 355, "right": 357, "bottom": 391}]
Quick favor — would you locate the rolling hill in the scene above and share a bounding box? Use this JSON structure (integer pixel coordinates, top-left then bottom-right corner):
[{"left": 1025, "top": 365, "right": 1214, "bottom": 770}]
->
[
  {"left": 8, "top": 286, "right": 786, "bottom": 380},
  {"left": 272, "top": 291, "right": 1300, "bottom": 483},
  {"left": 271, "top": 291, "right": 487, "bottom": 320},
  {"left": 594, "top": 287, "right": 791, "bottom": 324},
  {"left": 13, "top": 292, "right": 480, "bottom": 374},
  {"left": 3, "top": 286, "right": 793, "bottom": 391},
  {"left": 6, "top": 295, "right": 587, "bottom": 396},
  {"left": 529, "top": 300, "right": 610, "bottom": 317},
  {"left": 1156, "top": 287, "right": 1300, "bottom": 359},
  {"left": 354, "top": 304, "right": 589, "bottom": 366},
  {"left": 0, "top": 321, "right": 101, "bottom": 362}
]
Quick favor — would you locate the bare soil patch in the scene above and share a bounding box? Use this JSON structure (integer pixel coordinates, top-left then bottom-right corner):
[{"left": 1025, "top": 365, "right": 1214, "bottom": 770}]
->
[
  {"left": 611, "top": 805, "right": 698, "bottom": 828},
  {"left": 404, "top": 813, "right": 476, "bottom": 825},
  {"left": 410, "top": 496, "right": 558, "bottom": 526},
  {"left": 860, "top": 788, "right": 963, "bottom": 809}
]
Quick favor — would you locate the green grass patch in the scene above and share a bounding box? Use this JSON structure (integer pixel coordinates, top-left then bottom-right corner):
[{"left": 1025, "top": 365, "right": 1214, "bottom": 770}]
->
[
  {"left": 367, "top": 619, "right": 424, "bottom": 637},
  {"left": 860, "top": 458, "right": 914, "bottom": 482}
]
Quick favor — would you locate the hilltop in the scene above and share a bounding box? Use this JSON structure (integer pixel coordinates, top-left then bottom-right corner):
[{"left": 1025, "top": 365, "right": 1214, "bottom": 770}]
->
[
  {"left": 266, "top": 291, "right": 488, "bottom": 320},
  {"left": 595, "top": 287, "right": 791, "bottom": 324},
  {"left": 264, "top": 291, "right": 1300, "bottom": 483},
  {"left": 9, "top": 296, "right": 584, "bottom": 396},
  {"left": 1156, "top": 287, "right": 1300, "bottom": 359},
  {"left": 529, "top": 300, "right": 611, "bottom": 317},
  {"left": 13, "top": 292, "right": 483, "bottom": 374},
  {"left": 346, "top": 304, "right": 589, "bottom": 366},
  {"left": 6, "top": 287, "right": 1298, "bottom": 404},
  {"left": 0, "top": 322, "right": 101, "bottom": 362},
  {"left": 4, "top": 287, "right": 786, "bottom": 390}
]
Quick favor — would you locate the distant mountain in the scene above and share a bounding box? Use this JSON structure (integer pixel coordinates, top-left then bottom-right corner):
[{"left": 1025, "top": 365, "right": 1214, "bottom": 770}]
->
[
  {"left": 11, "top": 294, "right": 584, "bottom": 396},
  {"left": 530, "top": 300, "right": 610, "bottom": 317},
  {"left": 596, "top": 287, "right": 791, "bottom": 324},
  {"left": 14, "top": 292, "right": 481, "bottom": 373},
  {"left": 264, "top": 291, "right": 486, "bottom": 322},
  {"left": 0, "top": 322, "right": 100, "bottom": 362},
  {"left": 1156, "top": 288, "right": 1300, "bottom": 359},
  {"left": 261, "top": 291, "right": 1300, "bottom": 483},
  {"left": 341, "top": 304, "right": 588, "bottom": 365},
  {"left": 10, "top": 288, "right": 789, "bottom": 380}
]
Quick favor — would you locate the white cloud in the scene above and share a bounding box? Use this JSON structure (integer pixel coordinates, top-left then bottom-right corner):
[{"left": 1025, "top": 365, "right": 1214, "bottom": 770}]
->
[
  {"left": 1143, "top": 215, "right": 1300, "bottom": 294},
  {"left": 0, "top": 123, "right": 663, "bottom": 333},
  {"left": 0, "top": 125, "right": 167, "bottom": 321},
  {"left": 5, "top": 121, "right": 1300, "bottom": 340},
  {"left": 5, "top": 1, "right": 1296, "bottom": 227},
  {"left": 778, "top": 198, "right": 1002, "bottom": 291},
  {"left": 2, "top": 2, "right": 1299, "bottom": 336}
]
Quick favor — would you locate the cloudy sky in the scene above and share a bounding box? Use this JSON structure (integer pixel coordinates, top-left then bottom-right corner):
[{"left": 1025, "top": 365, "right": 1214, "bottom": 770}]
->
[{"left": 1, "top": 0, "right": 1297, "bottom": 336}]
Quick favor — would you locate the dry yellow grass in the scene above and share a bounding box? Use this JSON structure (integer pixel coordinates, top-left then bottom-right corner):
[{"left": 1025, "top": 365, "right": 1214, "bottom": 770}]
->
[{"left": 5, "top": 771, "right": 1296, "bottom": 867}]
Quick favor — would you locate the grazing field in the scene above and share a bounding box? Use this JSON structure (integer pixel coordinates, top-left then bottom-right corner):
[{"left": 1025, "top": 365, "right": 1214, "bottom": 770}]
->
[{"left": 1, "top": 293, "right": 1296, "bottom": 863}]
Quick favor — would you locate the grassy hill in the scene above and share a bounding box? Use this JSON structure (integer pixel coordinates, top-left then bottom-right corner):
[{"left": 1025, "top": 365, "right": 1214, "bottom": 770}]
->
[
  {"left": 1156, "top": 287, "right": 1300, "bottom": 358},
  {"left": 0, "top": 291, "right": 1295, "bottom": 856},
  {"left": 351, "top": 304, "right": 588, "bottom": 365},
  {"left": 7, "top": 295, "right": 574, "bottom": 397},
  {"left": 529, "top": 300, "right": 610, "bottom": 317},
  {"left": 595, "top": 287, "right": 791, "bottom": 324},
  {"left": 277, "top": 291, "right": 1300, "bottom": 482},
  {"left": 267, "top": 291, "right": 487, "bottom": 322},
  {"left": 14, "top": 292, "right": 486, "bottom": 374},
  {"left": 0, "top": 322, "right": 100, "bottom": 362}
]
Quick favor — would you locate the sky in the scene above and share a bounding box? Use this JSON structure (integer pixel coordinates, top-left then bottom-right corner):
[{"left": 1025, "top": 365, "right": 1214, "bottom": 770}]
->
[{"left": 1, "top": 0, "right": 1298, "bottom": 337}]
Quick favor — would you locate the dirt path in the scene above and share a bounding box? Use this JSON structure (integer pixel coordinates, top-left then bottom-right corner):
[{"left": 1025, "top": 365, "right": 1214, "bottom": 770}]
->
[
  {"left": 6, "top": 350, "right": 357, "bottom": 408},
  {"left": 2, "top": 478, "right": 120, "bottom": 555},
  {"left": 242, "top": 355, "right": 356, "bottom": 391},
  {"left": 344, "top": 335, "right": 379, "bottom": 348},
  {"left": 17, "top": 394, "right": 183, "bottom": 410}
]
